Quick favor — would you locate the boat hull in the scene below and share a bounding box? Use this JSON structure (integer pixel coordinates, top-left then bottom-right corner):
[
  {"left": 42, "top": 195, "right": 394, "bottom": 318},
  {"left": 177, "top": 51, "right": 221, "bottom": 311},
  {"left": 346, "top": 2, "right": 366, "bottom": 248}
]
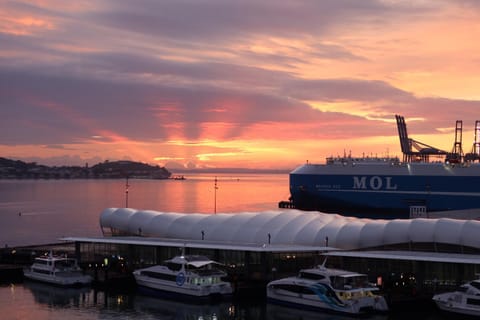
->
[
  {"left": 134, "top": 274, "right": 232, "bottom": 300},
  {"left": 266, "top": 278, "right": 388, "bottom": 316},
  {"left": 266, "top": 290, "right": 387, "bottom": 315},
  {"left": 23, "top": 269, "right": 92, "bottom": 287},
  {"left": 433, "top": 292, "right": 480, "bottom": 317},
  {"left": 290, "top": 162, "right": 480, "bottom": 219}
]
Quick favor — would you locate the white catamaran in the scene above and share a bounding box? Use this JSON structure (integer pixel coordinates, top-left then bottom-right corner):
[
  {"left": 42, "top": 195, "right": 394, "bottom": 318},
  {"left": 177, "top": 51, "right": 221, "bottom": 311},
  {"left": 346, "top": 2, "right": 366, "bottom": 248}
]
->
[
  {"left": 133, "top": 254, "right": 232, "bottom": 299},
  {"left": 266, "top": 262, "right": 388, "bottom": 315}
]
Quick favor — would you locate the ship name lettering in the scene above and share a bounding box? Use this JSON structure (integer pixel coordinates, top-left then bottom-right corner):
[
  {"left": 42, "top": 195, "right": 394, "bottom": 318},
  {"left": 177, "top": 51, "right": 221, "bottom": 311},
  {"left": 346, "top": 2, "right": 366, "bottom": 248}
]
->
[{"left": 353, "top": 176, "right": 397, "bottom": 190}]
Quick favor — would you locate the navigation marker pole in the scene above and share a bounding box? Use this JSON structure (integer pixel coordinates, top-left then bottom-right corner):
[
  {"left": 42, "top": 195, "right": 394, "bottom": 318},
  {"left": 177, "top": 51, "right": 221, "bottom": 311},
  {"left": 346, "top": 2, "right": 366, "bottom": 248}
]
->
[
  {"left": 125, "top": 176, "right": 130, "bottom": 208},
  {"left": 214, "top": 176, "right": 218, "bottom": 214}
]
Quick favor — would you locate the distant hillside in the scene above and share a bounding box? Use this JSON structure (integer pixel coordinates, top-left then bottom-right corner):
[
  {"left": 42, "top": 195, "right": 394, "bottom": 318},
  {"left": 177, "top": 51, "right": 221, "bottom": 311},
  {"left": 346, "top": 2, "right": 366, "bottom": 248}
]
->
[
  {"left": 91, "top": 160, "right": 171, "bottom": 179},
  {"left": 0, "top": 158, "right": 171, "bottom": 179}
]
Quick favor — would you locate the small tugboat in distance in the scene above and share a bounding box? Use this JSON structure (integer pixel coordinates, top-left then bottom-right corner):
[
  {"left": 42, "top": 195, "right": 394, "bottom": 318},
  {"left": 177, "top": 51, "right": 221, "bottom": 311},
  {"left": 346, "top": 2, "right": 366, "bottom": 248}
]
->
[
  {"left": 23, "top": 252, "right": 92, "bottom": 287},
  {"left": 133, "top": 254, "right": 232, "bottom": 300},
  {"left": 266, "top": 261, "right": 389, "bottom": 316},
  {"left": 432, "top": 278, "right": 480, "bottom": 317}
]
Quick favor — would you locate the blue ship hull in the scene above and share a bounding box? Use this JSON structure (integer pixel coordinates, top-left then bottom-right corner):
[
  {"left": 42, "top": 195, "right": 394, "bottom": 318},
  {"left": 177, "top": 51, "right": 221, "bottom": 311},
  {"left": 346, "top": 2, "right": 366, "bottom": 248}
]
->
[{"left": 289, "top": 159, "right": 480, "bottom": 219}]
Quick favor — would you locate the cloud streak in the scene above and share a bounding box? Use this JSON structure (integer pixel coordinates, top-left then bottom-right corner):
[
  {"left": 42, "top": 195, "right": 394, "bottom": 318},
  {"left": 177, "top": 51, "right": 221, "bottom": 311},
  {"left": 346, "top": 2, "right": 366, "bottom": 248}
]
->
[{"left": 2, "top": 0, "right": 480, "bottom": 169}]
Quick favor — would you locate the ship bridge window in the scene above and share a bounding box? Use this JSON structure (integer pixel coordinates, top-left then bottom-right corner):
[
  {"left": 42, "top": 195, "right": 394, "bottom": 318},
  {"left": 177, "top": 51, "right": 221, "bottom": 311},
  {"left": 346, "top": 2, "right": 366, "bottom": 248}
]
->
[{"left": 32, "top": 268, "right": 52, "bottom": 275}]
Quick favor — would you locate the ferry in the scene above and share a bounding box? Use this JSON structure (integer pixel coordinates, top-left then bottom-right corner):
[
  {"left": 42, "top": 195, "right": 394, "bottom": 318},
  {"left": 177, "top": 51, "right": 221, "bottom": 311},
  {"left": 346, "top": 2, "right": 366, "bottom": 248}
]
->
[
  {"left": 133, "top": 254, "right": 233, "bottom": 300},
  {"left": 288, "top": 115, "right": 480, "bottom": 219},
  {"left": 432, "top": 279, "right": 480, "bottom": 316},
  {"left": 266, "top": 263, "right": 388, "bottom": 315},
  {"left": 23, "top": 252, "right": 92, "bottom": 287}
]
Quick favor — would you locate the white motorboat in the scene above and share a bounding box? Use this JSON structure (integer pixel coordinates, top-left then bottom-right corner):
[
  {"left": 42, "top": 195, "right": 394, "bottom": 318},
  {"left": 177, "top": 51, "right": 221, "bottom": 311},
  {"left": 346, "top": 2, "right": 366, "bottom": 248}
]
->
[
  {"left": 433, "top": 279, "right": 480, "bottom": 316},
  {"left": 133, "top": 254, "right": 233, "bottom": 299},
  {"left": 23, "top": 252, "right": 92, "bottom": 286},
  {"left": 266, "top": 262, "right": 389, "bottom": 315}
]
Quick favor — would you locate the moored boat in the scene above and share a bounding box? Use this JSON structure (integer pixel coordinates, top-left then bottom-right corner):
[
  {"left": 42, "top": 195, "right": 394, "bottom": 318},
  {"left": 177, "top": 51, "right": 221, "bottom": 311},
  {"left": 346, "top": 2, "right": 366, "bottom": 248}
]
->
[
  {"left": 133, "top": 254, "right": 232, "bottom": 300},
  {"left": 23, "top": 252, "right": 92, "bottom": 286},
  {"left": 266, "top": 262, "right": 388, "bottom": 315},
  {"left": 432, "top": 279, "right": 480, "bottom": 317}
]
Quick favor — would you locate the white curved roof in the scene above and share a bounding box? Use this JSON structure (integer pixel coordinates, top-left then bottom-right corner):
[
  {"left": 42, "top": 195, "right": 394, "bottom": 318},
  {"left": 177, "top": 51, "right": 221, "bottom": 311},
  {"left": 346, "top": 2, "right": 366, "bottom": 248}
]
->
[{"left": 100, "top": 208, "right": 480, "bottom": 250}]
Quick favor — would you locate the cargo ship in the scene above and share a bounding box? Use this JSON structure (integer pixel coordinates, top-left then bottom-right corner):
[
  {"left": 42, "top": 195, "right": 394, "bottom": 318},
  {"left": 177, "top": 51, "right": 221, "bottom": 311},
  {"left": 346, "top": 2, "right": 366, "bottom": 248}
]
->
[{"left": 286, "top": 115, "right": 480, "bottom": 219}]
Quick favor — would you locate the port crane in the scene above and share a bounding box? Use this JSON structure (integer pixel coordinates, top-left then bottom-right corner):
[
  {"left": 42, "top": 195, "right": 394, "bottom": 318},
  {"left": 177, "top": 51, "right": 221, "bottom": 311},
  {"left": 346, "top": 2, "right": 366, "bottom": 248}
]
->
[
  {"left": 465, "top": 120, "right": 480, "bottom": 162},
  {"left": 396, "top": 115, "right": 480, "bottom": 163},
  {"left": 395, "top": 115, "right": 447, "bottom": 162}
]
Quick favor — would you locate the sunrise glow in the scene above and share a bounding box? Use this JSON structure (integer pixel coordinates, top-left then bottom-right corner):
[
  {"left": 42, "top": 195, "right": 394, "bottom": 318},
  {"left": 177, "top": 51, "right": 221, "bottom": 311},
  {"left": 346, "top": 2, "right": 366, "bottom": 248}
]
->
[{"left": 2, "top": 1, "right": 480, "bottom": 171}]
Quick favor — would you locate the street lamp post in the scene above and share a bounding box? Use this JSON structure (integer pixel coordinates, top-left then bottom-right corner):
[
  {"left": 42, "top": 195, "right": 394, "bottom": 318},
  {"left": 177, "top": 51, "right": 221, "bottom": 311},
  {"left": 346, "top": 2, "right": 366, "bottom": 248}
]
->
[
  {"left": 214, "top": 176, "right": 218, "bottom": 214},
  {"left": 125, "top": 176, "right": 130, "bottom": 208}
]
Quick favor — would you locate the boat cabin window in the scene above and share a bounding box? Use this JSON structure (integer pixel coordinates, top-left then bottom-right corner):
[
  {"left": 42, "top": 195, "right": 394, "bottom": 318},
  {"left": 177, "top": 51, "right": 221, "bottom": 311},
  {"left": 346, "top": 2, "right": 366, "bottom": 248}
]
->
[
  {"left": 272, "top": 284, "right": 315, "bottom": 295},
  {"left": 190, "top": 276, "right": 222, "bottom": 286},
  {"left": 56, "top": 259, "right": 76, "bottom": 269},
  {"left": 330, "top": 275, "right": 369, "bottom": 290},
  {"left": 467, "top": 298, "right": 480, "bottom": 306},
  {"left": 141, "top": 271, "right": 177, "bottom": 282},
  {"left": 458, "top": 285, "right": 470, "bottom": 293},
  {"left": 166, "top": 262, "right": 182, "bottom": 271},
  {"left": 299, "top": 271, "right": 326, "bottom": 281},
  {"left": 34, "top": 259, "right": 49, "bottom": 265},
  {"left": 470, "top": 282, "right": 480, "bottom": 291}
]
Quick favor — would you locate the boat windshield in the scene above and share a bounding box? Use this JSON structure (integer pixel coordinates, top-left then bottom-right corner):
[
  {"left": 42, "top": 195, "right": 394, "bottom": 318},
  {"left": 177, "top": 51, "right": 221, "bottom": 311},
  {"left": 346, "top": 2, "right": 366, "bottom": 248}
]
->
[
  {"left": 330, "top": 274, "right": 370, "bottom": 290},
  {"left": 299, "top": 271, "right": 326, "bottom": 281}
]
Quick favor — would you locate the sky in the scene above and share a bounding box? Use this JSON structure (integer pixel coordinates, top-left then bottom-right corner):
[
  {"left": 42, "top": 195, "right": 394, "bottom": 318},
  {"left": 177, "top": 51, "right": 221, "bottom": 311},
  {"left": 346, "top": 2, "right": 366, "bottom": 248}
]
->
[{"left": 2, "top": 0, "right": 480, "bottom": 171}]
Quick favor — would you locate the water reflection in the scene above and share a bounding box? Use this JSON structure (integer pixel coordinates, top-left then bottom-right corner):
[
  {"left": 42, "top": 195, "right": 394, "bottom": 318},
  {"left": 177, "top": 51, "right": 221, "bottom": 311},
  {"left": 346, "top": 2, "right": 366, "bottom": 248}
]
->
[
  {"left": 22, "top": 280, "right": 264, "bottom": 320},
  {"left": 12, "top": 281, "right": 449, "bottom": 320},
  {"left": 266, "top": 303, "right": 389, "bottom": 320},
  {"left": 23, "top": 280, "right": 90, "bottom": 307},
  {"left": 134, "top": 294, "right": 235, "bottom": 320}
]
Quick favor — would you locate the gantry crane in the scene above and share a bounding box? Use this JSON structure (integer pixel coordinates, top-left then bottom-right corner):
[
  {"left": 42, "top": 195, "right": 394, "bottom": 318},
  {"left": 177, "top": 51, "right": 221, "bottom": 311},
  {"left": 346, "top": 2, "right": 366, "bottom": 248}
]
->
[{"left": 395, "top": 115, "right": 447, "bottom": 162}]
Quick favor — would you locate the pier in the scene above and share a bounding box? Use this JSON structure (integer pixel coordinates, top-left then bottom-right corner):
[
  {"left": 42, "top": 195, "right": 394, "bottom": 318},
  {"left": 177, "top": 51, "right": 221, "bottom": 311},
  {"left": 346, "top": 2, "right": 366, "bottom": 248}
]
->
[
  {"left": 2, "top": 235, "right": 479, "bottom": 308},
  {"left": 3, "top": 207, "right": 480, "bottom": 309}
]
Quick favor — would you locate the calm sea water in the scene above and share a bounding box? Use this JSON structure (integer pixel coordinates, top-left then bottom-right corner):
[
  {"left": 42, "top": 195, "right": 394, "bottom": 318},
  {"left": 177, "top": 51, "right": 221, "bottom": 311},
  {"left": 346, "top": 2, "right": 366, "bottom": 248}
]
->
[
  {"left": 0, "top": 175, "right": 446, "bottom": 319},
  {"left": 0, "top": 173, "right": 290, "bottom": 247}
]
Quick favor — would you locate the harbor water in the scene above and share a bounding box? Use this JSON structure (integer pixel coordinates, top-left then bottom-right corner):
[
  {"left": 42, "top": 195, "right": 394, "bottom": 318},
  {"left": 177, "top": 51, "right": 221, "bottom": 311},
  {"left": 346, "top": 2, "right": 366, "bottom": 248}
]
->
[{"left": 0, "top": 174, "right": 448, "bottom": 319}]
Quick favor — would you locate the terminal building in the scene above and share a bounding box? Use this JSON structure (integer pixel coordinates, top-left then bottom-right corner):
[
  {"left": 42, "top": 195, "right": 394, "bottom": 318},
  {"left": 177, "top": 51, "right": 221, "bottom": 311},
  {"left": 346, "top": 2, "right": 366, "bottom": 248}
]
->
[{"left": 64, "top": 208, "right": 480, "bottom": 301}]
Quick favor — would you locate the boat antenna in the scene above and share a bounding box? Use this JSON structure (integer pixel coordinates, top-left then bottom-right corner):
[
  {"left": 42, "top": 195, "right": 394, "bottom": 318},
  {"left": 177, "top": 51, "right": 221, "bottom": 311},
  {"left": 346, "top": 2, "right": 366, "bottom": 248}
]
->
[
  {"left": 319, "top": 256, "right": 328, "bottom": 269},
  {"left": 180, "top": 245, "right": 186, "bottom": 257}
]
